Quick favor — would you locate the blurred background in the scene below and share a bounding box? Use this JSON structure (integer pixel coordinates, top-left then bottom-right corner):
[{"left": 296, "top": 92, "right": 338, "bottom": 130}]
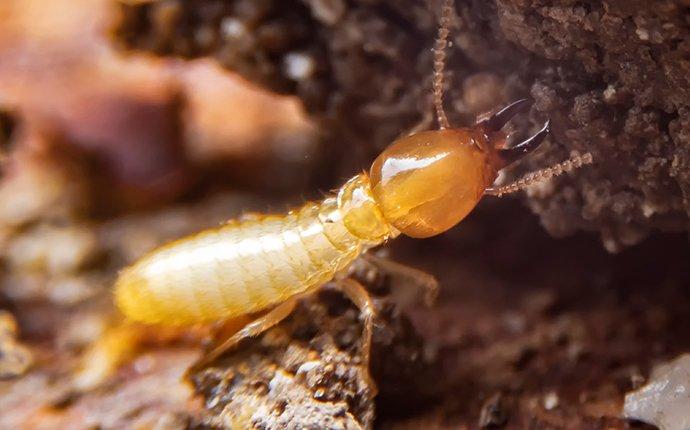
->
[{"left": 1, "top": 0, "right": 689, "bottom": 429}]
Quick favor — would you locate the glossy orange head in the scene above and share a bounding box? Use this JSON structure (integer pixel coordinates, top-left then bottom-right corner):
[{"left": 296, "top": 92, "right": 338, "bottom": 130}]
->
[
  {"left": 369, "top": 100, "right": 549, "bottom": 238},
  {"left": 368, "top": 1, "right": 589, "bottom": 239}
]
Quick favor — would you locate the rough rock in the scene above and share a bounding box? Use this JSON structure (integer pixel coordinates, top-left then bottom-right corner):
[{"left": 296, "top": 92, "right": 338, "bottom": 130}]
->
[{"left": 189, "top": 287, "right": 432, "bottom": 430}]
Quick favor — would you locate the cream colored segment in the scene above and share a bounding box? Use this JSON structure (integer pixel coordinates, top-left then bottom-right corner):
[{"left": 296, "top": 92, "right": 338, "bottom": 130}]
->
[
  {"left": 114, "top": 268, "right": 161, "bottom": 323},
  {"left": 131, "top": 247, "right": 198, "bottom": 323},
  {"left": 319, "top": 210, "right": 362, "bottom": 269},
  {"left": 253, "top": 217, "right": 304, "bottom": 300},
  {"left": 187, "top": 231, "right": 240, "bottom": 319},
  {"left": 217, "top": 215, "right": 318, "bottom": 317},
  {"left": 143, "top": 238, "right": 211, "bottom": 323},
  {"left": 166, "top": 232, "right": 232, "bottom": 320},
  {"left": 207, "top": 226, "right": 257, "bottom": 317},
  {"left": 279, "top": 213, "right": 318, "bottom": 285},
  {"left": 317, "top": 200, "right": 363, "bottom": 273},
  {"left": 291, "top": 205, "right": 326, "bottom": 271},
  {"left": 113, "top": 269, "right": 143, "bottom": 321},
  {"left": 173, "top": 235, "right": 220, "bottom": 319},
  {"left": 337, "top": 173, "right": 395, "bottom": 243},
  {"left": 295, "top": 204, "right": 342, "bottom": 285},
  {"left": 230, "top": 220, "right": 284, "bottom": 311},
  {"left": 255, "top": 215, "right": 312, "bottom": 296},
  {"left": 296, "top": 205, "right": 341, "bottom": 264},
  {"left": 316, "top": 198, "right": 351, "bottom": 253},
  {"left": 132, "top": 228, "right": 241, "bottom": 323}
]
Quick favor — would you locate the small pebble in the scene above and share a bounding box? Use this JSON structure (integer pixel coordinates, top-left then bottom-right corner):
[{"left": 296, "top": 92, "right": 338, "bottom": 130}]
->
[
  {"left": 284, "top": 53, "right": 316, "bottom": 81},
  {"left": 543, "top": 391, "right": 559, "bottom": 410},
  {"left": 624, "top": 354, "right": 690, "bottom": 430},
  {"left": 479, "top": 392, "right": 508, "bottom": 428}
]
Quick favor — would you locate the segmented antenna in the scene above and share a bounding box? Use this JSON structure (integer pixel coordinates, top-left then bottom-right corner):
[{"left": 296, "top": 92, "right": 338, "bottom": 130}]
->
[
  {"left": 486, "top": 152, "right": 593, "bottom": 197},
  {"left": 432, "top": 0, "right": 454, "bottom": 130}
]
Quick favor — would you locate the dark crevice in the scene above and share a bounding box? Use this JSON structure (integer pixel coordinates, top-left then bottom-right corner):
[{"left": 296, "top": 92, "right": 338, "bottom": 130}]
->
[{"left": 0, "top": 110, "right": 17, "bottom": 155}]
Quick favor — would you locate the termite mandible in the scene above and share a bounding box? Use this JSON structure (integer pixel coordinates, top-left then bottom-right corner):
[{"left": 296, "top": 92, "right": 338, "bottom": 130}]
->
[{"left": 113, "top": 0, "right": 592, "bottom": 387}]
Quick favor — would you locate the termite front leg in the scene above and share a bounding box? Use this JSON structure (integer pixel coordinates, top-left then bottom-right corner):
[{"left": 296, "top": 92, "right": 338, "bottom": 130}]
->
[
  {"left": 333, "top": 278, "right": 378, "bottom": 394},
  {"left": 189, "top": 298, "right": 298, "bottom": 374}
]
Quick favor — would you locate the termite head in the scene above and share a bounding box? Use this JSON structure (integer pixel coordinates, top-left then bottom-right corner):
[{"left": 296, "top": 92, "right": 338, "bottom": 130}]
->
[{"left": 369, "top": 99, "right": 549, "bottom": 238}]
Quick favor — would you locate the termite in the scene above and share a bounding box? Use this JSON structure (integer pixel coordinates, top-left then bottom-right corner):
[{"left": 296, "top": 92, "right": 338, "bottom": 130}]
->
[{"left": 113, "top": 0, "right": 592, "bottom": 388}]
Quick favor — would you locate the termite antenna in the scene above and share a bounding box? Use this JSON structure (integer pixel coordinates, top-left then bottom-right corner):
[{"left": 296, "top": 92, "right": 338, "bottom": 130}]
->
[
  {"left": 486, "top": 152, "right": 593, "bottom": 197},
  {"left": 432, "top": 0, "right": 454, "bottom": 130}
]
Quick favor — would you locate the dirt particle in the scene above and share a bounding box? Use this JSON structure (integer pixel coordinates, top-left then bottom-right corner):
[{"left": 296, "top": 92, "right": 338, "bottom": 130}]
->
[
  {"left": 543, "top": 391, "right": 559, "bottom": 410},
  {"left": 478, "top": 392, "right": 508, "bottom": 428},
  {"left": 0, "top": 311, "right": 32, "bottom": 379}
]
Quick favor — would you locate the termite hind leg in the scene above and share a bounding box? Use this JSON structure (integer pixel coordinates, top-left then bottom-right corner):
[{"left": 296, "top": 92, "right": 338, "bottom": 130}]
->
[
  {"left": 333, "top": 278, "right": 378, "bottom": 395},
  {"left": 72, "top": 319, "right": 145, "bottom": 391},
  {"left": 362, "top": 253, "right": 439, "bottom": 307},
  {"left": 188, "top": 298, "right": 298, "bottom": 374}
]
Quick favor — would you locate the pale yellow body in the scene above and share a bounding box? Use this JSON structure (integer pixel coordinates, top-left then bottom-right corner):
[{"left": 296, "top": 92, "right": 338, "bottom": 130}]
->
[{"left": 115, "top": 174, "right": 396, "bottom": 325}]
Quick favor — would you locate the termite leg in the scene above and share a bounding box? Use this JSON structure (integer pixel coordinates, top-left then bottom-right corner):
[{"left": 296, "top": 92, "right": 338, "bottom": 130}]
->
[
  {"left": 74, "top": 318, "right": 215, "bottom": 391},
  {"left": 189, "top": 298, "right": 298, "bottom": 374},
  {"left": 362, "top": 253, "right": 439, "bottom": 307},
  {"left": 334, "top": 278, "right": 378, "bottom": 395},
  {"left": 72, "top": 320, "right": 144, "bottom": 391}
]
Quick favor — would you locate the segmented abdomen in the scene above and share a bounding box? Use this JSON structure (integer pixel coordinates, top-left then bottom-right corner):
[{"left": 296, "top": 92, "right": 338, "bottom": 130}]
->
[{"left": 115, "top": 197, "right": 374, "bottom": 325}]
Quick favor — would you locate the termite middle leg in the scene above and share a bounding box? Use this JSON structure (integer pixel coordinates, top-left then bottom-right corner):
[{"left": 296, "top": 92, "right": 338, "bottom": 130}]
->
[
  {"left": 333, "top": 277, "right": 378, "bottom": 394},
  {"left": 189, "top": 298, "right": 298, "bottom": 373},
  {"left": 362, "top": 253, "right": 439, "bottom": 306}
]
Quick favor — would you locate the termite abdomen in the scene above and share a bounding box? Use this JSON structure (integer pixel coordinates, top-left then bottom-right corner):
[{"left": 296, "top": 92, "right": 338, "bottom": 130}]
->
[{"left": 115, "top": 175, "right": 394, "bottom": 325}]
